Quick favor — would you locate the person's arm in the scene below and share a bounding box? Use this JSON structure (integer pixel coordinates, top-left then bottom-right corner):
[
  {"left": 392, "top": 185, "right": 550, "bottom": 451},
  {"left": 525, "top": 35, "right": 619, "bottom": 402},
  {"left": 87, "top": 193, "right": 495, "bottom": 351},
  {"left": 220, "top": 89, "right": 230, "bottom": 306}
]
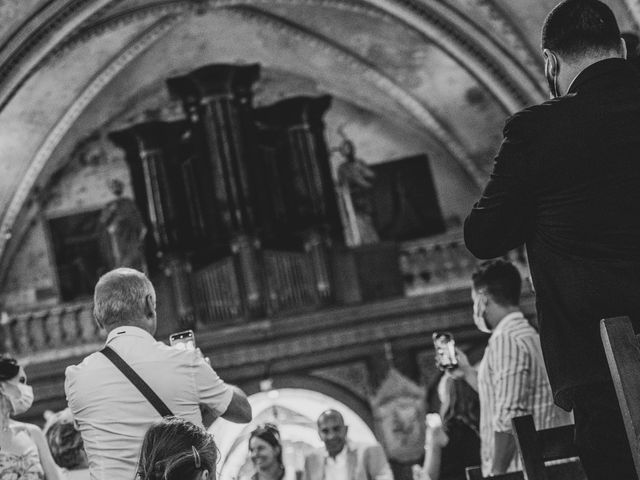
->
[
  {"left": 464, "top": 112, "right": 535, "bottom": 259},
  {"left": 450, "top": 349, "right": 478, "bottom": 392},
  {"left": 194, "top": 355, "right": 251, "bottom": 424},
  {"left": 25, "top": 423, "right": 63, "bottom": 480},
  {"left": 491, "top": 431, "right": 517, "bottom": 475},
  {"left": 488, "top": 333, "right": 531, "bottom": 474},
  {"left": 422, "top": 424, "right": 449, "bottom": 480},
  {"left": 219, "top": 386, "right": 251, "bottom": 423}
]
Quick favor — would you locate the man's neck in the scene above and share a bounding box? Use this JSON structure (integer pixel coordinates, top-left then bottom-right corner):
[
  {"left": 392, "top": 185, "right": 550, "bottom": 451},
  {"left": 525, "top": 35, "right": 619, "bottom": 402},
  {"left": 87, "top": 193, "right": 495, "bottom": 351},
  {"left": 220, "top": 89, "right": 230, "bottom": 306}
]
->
[
  {"left": 560, "top": 54, "right": 623, "bottom": 95},
  {"left": 489, "top": 306, "right": 521, "bottom": 329},
  {"left": 327, "top": 445, "right": 346, "bottom": 459}
]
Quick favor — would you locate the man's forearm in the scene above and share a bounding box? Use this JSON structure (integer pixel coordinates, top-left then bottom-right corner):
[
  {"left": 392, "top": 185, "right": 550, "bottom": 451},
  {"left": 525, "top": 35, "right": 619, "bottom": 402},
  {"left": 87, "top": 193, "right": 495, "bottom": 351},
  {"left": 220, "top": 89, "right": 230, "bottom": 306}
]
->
[
  {"left": 492, "top": 431, "right": 517, "bottom": 475},
  {"left": 220, "top": 385, "right": 252, "bottom": 423}
]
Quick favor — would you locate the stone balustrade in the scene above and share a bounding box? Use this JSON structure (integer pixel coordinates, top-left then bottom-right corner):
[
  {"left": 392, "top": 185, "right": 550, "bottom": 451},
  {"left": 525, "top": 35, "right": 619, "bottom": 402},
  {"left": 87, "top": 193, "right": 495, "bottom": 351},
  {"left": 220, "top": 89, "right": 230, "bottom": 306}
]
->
[
  {"left": 1, "top": 301, "right": 103, "bottom": 364},
  {"left": 399, "top": 231, "right": 528, "bottom": 296},
  {"left": 2, "top": 232, "right": 529, "bottom": 360}
]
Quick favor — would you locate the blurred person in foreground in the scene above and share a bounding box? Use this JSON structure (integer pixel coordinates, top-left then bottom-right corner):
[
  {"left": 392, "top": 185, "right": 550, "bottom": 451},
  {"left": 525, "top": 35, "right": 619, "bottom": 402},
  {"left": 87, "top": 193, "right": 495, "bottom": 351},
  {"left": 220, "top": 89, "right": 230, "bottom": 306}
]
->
[
  {"left": 464, "top": 1, "right": 640, "bottom": 478},
  {"left": 44, "top": 409, "right": 88, "bottom": 480},
  {"left": 136, "top": 417, "right": 216, "bottom": 480},
  {"left": 65, "top": 268, "right": 251, "bottom": 480},
  {"left": 0, "top": 357, "right": 61, "bottom": 480},
  {"left": 304, "top": 409, "right": 392, "bottom": 480},
  {"left": 454, "top": 261, "right": 570, "bottom": 476},
  {"left": 246, "top": 424, "right": 284, "bottom": 480},
  {"left": 412, "top": 374, "right": 480, "bottom": 480}
]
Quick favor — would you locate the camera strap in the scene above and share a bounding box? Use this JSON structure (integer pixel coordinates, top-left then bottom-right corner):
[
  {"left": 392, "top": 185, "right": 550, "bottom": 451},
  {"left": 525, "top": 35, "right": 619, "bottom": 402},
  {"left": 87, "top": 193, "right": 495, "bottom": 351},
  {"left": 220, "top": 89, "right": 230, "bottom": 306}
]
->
[{"left": 100, "top": 346, "right": 174, "bottom": 418}]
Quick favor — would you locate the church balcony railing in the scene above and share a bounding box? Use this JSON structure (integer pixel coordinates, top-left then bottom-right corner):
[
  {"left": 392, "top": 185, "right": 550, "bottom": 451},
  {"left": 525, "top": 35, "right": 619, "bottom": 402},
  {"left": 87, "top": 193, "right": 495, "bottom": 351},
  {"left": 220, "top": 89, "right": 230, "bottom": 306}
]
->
[
  {"left": 398, "top": 231, "right": 529, "bottom": 297},
  {"left": 1, "top": 301, "right": 103, "bottom": 365},
  {"left": 2, "top": 232, "right": 528, "bottom": 362}
]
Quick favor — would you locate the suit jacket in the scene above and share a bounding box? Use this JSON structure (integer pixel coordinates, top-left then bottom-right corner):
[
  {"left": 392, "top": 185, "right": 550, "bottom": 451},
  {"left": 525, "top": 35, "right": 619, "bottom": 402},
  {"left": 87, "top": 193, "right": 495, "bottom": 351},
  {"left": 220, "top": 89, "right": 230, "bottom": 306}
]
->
[
  {"left": 464, "top": 58, "right": 640, "bottom": 410},
  {"left": 303, "top": 442, "right": 393, "bottom": 480}
]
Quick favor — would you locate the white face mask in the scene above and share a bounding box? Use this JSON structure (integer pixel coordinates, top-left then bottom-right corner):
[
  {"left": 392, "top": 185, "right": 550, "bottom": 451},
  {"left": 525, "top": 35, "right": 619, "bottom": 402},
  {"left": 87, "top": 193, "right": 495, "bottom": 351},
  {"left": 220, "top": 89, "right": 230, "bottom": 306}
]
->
[
  {"left": 3, "top": 383, "right": 34, "bottom": 416},
  {"left": 472, "top": 291, "right": 492, "bottom": 334}
]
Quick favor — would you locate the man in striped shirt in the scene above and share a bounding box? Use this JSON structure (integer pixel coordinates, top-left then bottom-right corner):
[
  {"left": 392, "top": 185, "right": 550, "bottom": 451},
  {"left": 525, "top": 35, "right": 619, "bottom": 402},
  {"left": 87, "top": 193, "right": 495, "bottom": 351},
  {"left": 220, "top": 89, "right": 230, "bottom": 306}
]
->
[{"left": 455, "top": 260, "right": 571, "bottom": 476}]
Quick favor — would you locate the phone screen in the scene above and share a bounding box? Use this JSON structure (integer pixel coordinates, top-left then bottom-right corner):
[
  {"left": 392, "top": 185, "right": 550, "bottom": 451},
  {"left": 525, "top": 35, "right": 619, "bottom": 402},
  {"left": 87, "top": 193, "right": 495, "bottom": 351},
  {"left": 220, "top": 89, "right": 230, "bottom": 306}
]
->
[
  {"left": 169, "top": 330, "right": 196, "bottom": 350},
  {"left": 433, "top": 332, "right": 458, "bottom": 370},
  {"left": 426, "top": 413, "right": 442, "bottom": 429}
]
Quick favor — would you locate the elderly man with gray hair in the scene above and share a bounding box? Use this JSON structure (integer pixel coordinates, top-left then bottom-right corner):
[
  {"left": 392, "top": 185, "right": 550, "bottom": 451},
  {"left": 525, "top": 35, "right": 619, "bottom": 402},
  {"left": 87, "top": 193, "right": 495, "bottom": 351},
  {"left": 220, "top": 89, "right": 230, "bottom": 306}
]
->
[{"left": 65, "top": 268, "right": 251, "bottom": 480}]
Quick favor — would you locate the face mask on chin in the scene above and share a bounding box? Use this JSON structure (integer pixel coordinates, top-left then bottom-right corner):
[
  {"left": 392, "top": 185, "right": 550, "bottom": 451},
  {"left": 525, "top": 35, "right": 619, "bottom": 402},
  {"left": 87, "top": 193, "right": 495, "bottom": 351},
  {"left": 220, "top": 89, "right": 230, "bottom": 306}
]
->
[{"left": 1, "top": 383, "right": 34, "bottom": 416}]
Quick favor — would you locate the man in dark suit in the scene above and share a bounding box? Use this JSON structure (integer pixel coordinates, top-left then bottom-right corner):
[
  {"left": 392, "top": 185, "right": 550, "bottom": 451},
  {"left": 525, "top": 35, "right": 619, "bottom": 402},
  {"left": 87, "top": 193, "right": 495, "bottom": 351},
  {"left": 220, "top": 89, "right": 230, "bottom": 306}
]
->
[{"left": 464, "top": 1, "right": 640, "bottom": 478}]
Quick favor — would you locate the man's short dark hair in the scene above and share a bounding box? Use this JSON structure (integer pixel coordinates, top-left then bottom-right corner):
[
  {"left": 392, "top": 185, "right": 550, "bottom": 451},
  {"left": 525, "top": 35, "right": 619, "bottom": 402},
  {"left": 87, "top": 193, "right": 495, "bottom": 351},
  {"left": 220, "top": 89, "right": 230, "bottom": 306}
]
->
[
  {"left": 472, "top": 259, "right": 522, "bottom": 307},
  {"left": 542, "top": 0, "right": 622, "bottom": 59}
]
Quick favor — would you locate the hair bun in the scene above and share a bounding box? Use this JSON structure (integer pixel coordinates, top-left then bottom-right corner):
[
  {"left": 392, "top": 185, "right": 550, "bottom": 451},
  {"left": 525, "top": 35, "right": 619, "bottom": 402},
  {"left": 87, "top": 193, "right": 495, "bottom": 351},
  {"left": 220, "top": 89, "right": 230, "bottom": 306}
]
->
[{"left": 0, "top": 356, "right": 19, "bottom": 381}]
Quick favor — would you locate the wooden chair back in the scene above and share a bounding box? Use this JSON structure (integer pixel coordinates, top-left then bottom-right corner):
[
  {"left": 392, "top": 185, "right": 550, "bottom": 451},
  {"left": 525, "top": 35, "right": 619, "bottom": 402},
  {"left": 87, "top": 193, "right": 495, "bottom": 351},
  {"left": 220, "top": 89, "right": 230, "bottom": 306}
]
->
[
  {"left": 465, "top": 466, "right": 523, "bottom": 480},
  {"left": 600, "top": 316, "right": 640, "bottom": 478},
  {"left": 511, "top": 415, "right": 585, "bottom": 480}
]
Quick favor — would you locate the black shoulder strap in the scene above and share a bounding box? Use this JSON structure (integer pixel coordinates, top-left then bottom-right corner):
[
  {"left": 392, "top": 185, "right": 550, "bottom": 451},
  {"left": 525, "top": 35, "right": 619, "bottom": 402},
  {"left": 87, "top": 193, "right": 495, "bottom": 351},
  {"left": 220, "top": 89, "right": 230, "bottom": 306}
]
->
[{"left": 100, "top": 346, "right": 174, "bottom": 418}]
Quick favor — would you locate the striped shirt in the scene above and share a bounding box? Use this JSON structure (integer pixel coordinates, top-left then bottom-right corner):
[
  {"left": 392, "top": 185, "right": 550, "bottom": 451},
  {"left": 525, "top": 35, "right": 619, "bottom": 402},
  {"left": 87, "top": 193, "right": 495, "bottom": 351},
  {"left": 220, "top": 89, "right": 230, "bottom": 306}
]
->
[{"left": 477, "top": 312, "right": 572, "bottom": 476}]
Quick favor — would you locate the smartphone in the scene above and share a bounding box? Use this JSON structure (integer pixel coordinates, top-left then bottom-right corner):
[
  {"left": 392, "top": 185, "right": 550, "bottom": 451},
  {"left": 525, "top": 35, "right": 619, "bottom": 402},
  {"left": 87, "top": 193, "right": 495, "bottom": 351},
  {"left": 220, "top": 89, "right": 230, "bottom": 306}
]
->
[
  {"left": 433, "top": 332, "right": 458, "bottom": 370},
  {"left": 425, "top": 413, "right": 442, "bottom": 429},
  {"left": 169, "top": 330, "right": 196, "bottom": 350}
]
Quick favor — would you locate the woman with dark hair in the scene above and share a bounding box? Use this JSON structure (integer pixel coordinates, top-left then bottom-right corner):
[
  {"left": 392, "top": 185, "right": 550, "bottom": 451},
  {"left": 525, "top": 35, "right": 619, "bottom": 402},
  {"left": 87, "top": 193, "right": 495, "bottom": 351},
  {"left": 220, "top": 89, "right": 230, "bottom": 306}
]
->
[
  {"left": 136, "top": 417, "right": 217, "bottom": 480},
  {"left": 246, "top": 424, "right": 284, "bottom": 480},
  {"left": 44, "top": 410, "right": 88, "bottom": 479},
  {"left": 414, "top": 374, "right": 480, "bottom": 480},
  {"left": 0, "top": 356, "right": 62, "bottom": 480}
]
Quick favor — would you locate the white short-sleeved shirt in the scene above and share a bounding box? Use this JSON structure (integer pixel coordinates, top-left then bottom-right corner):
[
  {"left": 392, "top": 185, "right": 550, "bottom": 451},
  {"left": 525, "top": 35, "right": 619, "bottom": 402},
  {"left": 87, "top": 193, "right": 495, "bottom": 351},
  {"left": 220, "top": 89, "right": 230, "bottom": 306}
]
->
[{"left": 65, "top": 326, "right": 233, "bottom": 480}]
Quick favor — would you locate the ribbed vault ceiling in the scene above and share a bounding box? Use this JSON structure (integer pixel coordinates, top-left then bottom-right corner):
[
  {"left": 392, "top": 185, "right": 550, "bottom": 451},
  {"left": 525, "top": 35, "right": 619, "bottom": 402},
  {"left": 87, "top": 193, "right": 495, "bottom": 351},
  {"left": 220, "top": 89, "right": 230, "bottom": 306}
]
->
[{"left": 0, "top": 0, "right": 637, "bottom": 274}]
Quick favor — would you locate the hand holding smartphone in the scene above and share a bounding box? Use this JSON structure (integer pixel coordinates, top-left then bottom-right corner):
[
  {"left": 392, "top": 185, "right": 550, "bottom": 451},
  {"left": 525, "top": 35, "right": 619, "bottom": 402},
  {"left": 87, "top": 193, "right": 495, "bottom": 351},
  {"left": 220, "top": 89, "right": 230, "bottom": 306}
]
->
[
  {"left": 432, "top": 332, "right": 458, "bottom": 370},
  {"left": 169, "top": 330, "right": 196, "bottom": 351},
  {"left": 425, "top": 413, "right": 442, "bottom": 429}
]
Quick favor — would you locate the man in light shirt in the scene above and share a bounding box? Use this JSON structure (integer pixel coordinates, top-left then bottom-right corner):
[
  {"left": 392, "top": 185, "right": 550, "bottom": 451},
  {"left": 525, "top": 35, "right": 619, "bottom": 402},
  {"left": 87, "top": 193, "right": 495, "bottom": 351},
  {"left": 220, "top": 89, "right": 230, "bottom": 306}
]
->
[
  {"left": 454, "top": 260, "right": 571, "bottom": 477},
  {"left": 65, "top": 268, "right": 252, "bottom": 480},
  {"left": 304, "top": 409, "right": 392, "bottom": 480}
]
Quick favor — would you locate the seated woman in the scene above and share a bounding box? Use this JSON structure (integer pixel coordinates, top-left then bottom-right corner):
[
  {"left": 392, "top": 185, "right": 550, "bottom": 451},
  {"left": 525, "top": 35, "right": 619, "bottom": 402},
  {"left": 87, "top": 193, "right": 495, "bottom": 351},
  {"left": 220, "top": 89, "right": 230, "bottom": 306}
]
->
[
  {"left": 44, "top": 411, "right": 88, "bottom": 479},
  {"left": 414, "top": 373, "right": 480, "bottom": 480},
  {"left": 0, "top": 356, "right": 61, "bottom": 480},
  {"left": 246, "top": 424, "right": 284, "bottom": 480},
  {"left": 136, "top": 417, "right": 217, "bottom": 480}
]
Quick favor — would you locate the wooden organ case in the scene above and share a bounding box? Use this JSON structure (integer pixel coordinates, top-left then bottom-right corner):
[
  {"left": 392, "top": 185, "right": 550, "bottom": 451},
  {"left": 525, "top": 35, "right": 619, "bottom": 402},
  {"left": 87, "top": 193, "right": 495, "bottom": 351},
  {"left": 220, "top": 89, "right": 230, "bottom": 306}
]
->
[{"left": 110, "top": 64, "right": 348, "bottom": 327}]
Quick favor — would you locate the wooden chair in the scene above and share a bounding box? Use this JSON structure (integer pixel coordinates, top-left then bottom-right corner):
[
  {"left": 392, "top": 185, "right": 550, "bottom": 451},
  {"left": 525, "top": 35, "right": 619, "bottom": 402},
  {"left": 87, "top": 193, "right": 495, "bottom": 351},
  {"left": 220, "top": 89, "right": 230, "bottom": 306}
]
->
[
  {"left": 511, "top": 415, "right": 586, "bottom": 480},
  {"left": 600, "top": 316, "right": 640, "bottom": 478},
  {"left": 465, "top": 466, "right": 523, "bottom": 480}
]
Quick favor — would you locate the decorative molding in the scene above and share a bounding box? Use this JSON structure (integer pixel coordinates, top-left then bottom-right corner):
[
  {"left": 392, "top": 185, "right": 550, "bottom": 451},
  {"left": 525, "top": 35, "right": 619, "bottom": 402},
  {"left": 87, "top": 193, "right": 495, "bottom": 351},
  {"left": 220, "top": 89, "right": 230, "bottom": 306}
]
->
[
  {"left": 0, "top": 16, "right": 181, "bottom": 259},
  {"left": 0, "top": 0, "right": 116, "bottom": 112},
  {"left": 225, "top": 5, "right": 484, "bottom": 184},
  {"left": 447, "top": 0, "right": 543, "bottom": 88},
  {"left": 205, "top": 297, "right": 476, "bottom": 369},
  {"left": 367, "top": 0, "right": 540, "bottom": 110},
  {"left": 311, "top": 362, "right": 372, "bottom": 400}
]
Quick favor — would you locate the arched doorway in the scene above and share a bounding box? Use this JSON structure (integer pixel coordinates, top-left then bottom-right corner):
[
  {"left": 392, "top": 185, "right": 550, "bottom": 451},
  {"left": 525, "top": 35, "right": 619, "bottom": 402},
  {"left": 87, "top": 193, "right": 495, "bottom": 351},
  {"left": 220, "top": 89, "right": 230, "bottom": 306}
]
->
[{"left": 211, "top": 388, "right": 377, "bottom": 480}]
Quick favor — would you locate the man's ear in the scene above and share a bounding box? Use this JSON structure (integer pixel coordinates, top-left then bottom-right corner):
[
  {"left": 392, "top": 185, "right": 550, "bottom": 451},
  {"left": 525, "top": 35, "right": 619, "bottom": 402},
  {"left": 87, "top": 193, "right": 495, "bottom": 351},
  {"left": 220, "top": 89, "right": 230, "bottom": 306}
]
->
[
  {"left": 200, "top": 470, "right": 210, "bottom": 480},
  {"left": 620, "top": 37, "right": 628, "bottom": 59},
  {"left": 144, "top": 294, "right": 156, "bottom": 318},
  {"left": 543, "top": 49, "right": 559, "bottom": 76}
]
